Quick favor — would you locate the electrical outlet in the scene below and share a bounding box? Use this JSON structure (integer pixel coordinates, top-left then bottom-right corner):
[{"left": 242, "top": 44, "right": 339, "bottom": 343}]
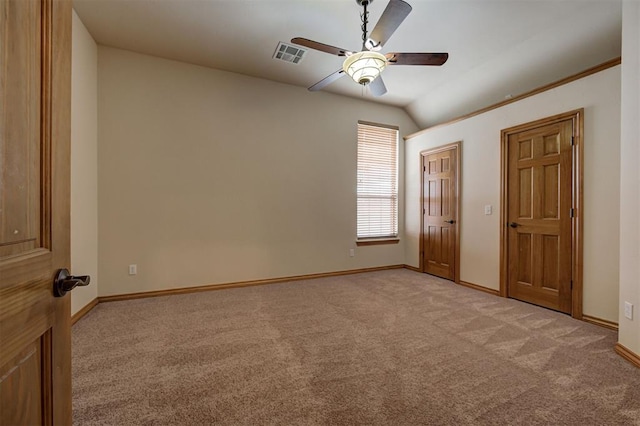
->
[
  {"left": 624, "top": 302, "right": 633, "bottom": 320},
  {"left": 349, "top": 248, "right": 355, "bottom": 257},
  {"left": 129, "top": 264, "right": 137, "bottom": 275}
]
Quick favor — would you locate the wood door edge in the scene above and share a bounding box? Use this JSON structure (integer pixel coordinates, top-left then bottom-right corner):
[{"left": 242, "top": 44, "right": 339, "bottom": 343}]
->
[
  {"left": 571, "top": 109, "right": 585, "bottom": 319},
  {"left": 419, "top": 141, "right": 462, "bottom": 278},
  {"left": 51, "top": 1, "right": 73, "bottom": 424},
  {"left": 499, "top": 129, "right": 509, "bottom": 297},
  {"left": 499, "top": 110, "right": 584, "bottom": 318}
]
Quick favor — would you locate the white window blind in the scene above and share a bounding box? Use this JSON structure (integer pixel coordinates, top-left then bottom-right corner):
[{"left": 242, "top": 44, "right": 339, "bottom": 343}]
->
[{"left": 357, "top": 121, "right": 398, "bottom": 239}]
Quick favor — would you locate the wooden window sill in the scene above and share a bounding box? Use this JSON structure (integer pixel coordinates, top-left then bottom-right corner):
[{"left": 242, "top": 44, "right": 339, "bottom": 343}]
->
[{"left": 356, "top": 239, "right": 400, "bottom": 246}]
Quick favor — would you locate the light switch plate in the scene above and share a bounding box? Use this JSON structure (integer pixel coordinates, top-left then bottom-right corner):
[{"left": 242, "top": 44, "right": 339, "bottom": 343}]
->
[
  {"left": 484, "top": 205, "right": 492, "bottom": 215},
  {"left": 624, "top": 302, "right": 633, "bottom": 320}
]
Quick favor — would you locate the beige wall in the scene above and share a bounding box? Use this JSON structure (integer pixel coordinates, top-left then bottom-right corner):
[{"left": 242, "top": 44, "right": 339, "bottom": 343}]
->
[
  {"left": 618, "top": 1, "right": 640, "bottom": 354},
  {"left": 97, "top": 47, "right": 417, "bottom": 297},
  {"left": 405, "top": 66, "right": 621, "bottom": 323},
  {"left": 71, "top": 10, "right": 99, "bottom": 315}
]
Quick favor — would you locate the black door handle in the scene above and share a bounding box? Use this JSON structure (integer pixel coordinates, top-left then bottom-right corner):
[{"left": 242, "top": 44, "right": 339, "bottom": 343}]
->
[
  {"left": 444, "top": 220, "right": 455, "bottom": 224},
  {"left": 53, "top": 268, "right": 91, "bottom": 297},
  {"left": 509, "top": 222, "right": 519, "bottom": 228}
]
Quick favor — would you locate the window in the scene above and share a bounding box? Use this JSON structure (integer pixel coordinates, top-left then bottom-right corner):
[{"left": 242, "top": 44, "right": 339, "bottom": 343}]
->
[{"left": 357, "top": 121, "right": 398, "bottom": 240}]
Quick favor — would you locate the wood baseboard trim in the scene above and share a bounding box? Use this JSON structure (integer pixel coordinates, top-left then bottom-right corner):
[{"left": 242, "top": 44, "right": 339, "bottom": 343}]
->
[
  {"left": 582, "top": 314, "right": 619, "bottom": 331},
  {"left": 615, "top": 343, "right": 640, "bottom": 368},
  {"left": 98, "top": 265, "right": 406, "bottom": 303},
  {"left": 458, "top": 280, "right": 500, "bottom": 296},
  {"left": 71, "top": 298, "right": 99, "bottom": 325},
  {"left": 403, "top": 264, "right": 421, "bottom": 272}
]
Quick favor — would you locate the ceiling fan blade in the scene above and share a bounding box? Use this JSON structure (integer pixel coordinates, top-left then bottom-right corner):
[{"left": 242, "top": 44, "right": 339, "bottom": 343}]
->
[
  {"left": 291, "top": 37, "right": 352, "bottom": 57},
  {"left": 368, "top": 0, "right": 412, "bottom": 48},
  {"left": 308, "top": 69, "right": 346, "bottom": 92},
  {"left": 386, "top": 52, "right": 449, "bottom": 66},
  {"left": 369, "top": 76, "right": 387, "bottom": 97}
]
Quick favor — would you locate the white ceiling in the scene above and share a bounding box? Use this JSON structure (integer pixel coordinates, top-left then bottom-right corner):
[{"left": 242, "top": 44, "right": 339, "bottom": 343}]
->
[{"left": 72, "top": 0, "right": 622, "bottom": 128}]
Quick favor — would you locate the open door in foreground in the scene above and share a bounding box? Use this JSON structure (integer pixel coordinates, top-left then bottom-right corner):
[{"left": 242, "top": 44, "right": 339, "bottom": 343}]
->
[{"left": 0, "top": 0, "right": 73, "bottom": 424}]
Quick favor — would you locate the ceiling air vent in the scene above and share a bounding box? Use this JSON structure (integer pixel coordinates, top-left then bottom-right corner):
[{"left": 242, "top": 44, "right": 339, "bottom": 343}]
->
[{"left": 273, "top": 42, "right": 306, "bottom": 64}]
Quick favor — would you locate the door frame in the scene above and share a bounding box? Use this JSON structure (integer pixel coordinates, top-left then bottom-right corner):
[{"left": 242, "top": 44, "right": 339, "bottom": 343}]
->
[
  {"left": 499, "top": 109, "right": 584, "bottom": 319},
  {"left": 420, "top": 141, "right": 462, "bottom": 283}
]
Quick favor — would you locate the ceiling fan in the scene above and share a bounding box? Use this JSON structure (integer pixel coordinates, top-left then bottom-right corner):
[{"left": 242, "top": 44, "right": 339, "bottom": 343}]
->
[{"left": 291, "top": 0, "right": 448, "bottom": 97}]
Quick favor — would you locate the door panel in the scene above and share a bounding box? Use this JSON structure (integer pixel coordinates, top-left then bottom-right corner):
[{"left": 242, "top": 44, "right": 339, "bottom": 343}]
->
[
  {"left": 506, "top": 119, "right": 573, "bottom": 313},
  {"left": 422, "top": 147, "right": 458, "bottom": 280},
  {"left": 0, "top": 0, "right": 42, "bottom": 257},
  {"left": 0, "top": 335, "right": 51, "bottom": 425},
  {"left": 543, "top": 165, "right": 559, "bottom": 218},
  {"left": 0, "top": 0, "right": 72, "bottom": 424}
]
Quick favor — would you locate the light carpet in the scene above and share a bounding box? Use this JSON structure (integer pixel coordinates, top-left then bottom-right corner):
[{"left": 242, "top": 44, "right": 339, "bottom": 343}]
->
[{"left": 72, "top": 269, "right": 640, "bottom": 425}]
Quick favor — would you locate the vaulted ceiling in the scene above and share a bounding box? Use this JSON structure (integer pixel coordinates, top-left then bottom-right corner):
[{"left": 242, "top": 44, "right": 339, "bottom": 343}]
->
[{"left": 72, "top": 0, "right": 622, "bottom": 128}]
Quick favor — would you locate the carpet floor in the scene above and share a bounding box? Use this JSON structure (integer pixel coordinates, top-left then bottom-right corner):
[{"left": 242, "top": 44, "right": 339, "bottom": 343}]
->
[{"left": 72, "top": 269, "right": 640, "bottom": 425}]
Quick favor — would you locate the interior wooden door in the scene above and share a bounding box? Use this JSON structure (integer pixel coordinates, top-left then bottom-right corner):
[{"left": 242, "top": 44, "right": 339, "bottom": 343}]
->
[
  {"left": 506, "top": 119, "right": 573, "bottom": 313},
  {"left": 0, "top": 0, "right": 72, "bottom": 424},
  {"left": 422, "top": 146, "right": 458, "bottom": 281}
]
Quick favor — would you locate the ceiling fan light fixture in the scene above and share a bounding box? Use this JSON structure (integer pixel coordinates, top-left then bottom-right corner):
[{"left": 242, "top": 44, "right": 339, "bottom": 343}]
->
[{"left": 342, "top": 51, "right": 387, "bottom": 85}]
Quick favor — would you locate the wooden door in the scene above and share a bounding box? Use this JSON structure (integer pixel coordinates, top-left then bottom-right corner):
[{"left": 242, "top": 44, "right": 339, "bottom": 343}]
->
[
  {"left": 0, "top": 0, "right": 72, "bottom": 424},
  {"left": 506, "top": 119, "right": 573, "bottom": 313},
  {"left": 422, "top": 145, "right": 459, "bottom": 281}
]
